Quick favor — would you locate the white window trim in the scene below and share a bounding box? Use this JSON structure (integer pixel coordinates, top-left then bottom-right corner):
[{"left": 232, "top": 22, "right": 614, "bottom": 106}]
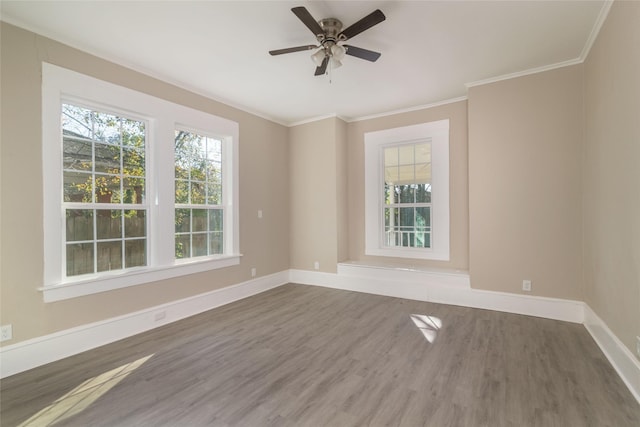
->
[
  {"left": 42, "top": 63, "right": 240, "bottom": 302},
  {"left": 364, "top": 120, "right": 450, "bottom": 261}
]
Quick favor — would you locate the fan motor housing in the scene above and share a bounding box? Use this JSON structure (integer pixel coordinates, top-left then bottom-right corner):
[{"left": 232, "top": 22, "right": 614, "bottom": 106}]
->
[{"left": 318, "top": 18, "right": 343, "bottom": 43}]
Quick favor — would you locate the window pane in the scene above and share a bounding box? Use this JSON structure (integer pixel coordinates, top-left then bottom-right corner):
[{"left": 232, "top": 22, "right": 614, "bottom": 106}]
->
[
  {"left": 192, "top": 234, "right": 207, "bottom": 257},
  {"left": 415, "top": 162, "right": 431, "bottom": 184},
  {"left": 398, "top": 165, "right": 415, "bottom": 185},
  {"left": 122, "top": 119, "right": 145, "bottom": 149},
  {"left": 415, "top": 184, "right": 431, "bottom": 203},
  {"left": 209, "top": 209, "right": 223, "bottom": 232},
  {"left": 192, "top": 209, "right": 207, "bottom": 232},
  {"left": 97, "top": 241, "right": 122, "bottom": 272},
  {"left": 175, "top": 234, "right": 190, "bottom": 259},
  {"left": 175, "top": 209, "right": 190, "bottom": 233},
  {"left": 124, "top": 210, "right": 146, "bottom": 238},
  {"left": 209, "top": 232, "right": 223, "bottom": 254},
  {"left": 66, "top": 243, "right": 94, "bottom": 276},
  {"left": 384, "top": 166, "right": 398, "bottom": 185},
  {"left": 123, "top": 177, "right": 145, "bottom": 204},
  {"left": 206, "top": 162, "right": 221, "bottom": 183},
  {"left": 206, "top": 138, "right": 222, "bottom": 162},
  {"left": 398, "top": 185, "right": 415, "bottom": 204},
  {"left": 123, "top": 147, "right": 144, "bottom": 176},
  {"left": 398, "top": 145, "right": 414, "bottom": 165},
  {"left": 175, "top": 164, "right": 189, "bottom": 180},
  {"left": 62, "top": 104, "right": 92, "bottom": 139},
  {"left": 92, "top": 111, "right": 120, "bottom": 144},
  {"left": 64, "top": 171, "right": 93, "bottom": 203},
  {"left": 66, "top": 209, "right": 94, "bottom": 242},
  {"left": 415, "top": 143, "right": 430, "bottom": 164},
  {"left": 207, "top": 183, "right": 222, "bottom": 205},
  {"left": 384, "top": 146, "right": 398, "bottom": 167},
  {"left": 175, "top": 180, "right": 189, "bottom": 203},
  {"left": 96, "top": 209, "right": 122, "bottom": 240},
  {"left": 94, "top": 142, "right": 121, "bottom": 174},
  {"left": 125, "top": 239, "right": 146, "bottom": 268},
  {"left": 94, "top": 175, "right": 120, "bottom": 204},
  {"left": 399, "top": 207, "right": 415, "bottom": 247},
  {"left": 63, "top": 138, "right": 92, "bottom": 171},
  {"left": 416, "top": 207, "right": 431, "bottom": 228},
  {"left": 191, "top": 182, "right": 205, "bottom": 204}
]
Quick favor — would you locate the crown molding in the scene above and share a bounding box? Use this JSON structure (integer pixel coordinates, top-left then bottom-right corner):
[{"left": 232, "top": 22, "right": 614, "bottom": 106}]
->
[{"left": 580, "top": 1, "right": 614, "bottom": 61}]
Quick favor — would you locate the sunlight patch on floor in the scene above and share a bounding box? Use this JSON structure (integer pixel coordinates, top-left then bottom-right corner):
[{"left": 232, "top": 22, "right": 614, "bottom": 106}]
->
[
  {"left": 18, "top": 354, "right": 154, "bottom": 427},
  {"left": 410, "top": 314, "right": 442, "bottom": 343}
]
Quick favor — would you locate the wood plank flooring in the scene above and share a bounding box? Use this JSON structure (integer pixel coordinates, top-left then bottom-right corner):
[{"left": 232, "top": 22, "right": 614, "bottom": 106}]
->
[{"left": 1, "top": 283, "right": 639, "bottom": 426}]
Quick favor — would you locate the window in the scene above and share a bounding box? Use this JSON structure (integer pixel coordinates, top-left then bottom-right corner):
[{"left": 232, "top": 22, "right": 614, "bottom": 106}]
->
[
  {"left": 174, "top": 130, "right": 223, "bottom": 259},
  {"left": 364, "top": 120, "right": 450, "bottom": 260},
  {"left": 42, "top": 63, "right": 239, "bottom": 302},
  {"left": 62, "top": 103, "right": 148, "bottom": 276},
  {"left": 383, "top": 142, "right": 431, "bottom": 249}
]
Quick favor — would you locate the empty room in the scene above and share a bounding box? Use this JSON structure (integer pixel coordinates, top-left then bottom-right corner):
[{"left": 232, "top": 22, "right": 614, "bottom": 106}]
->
[{"left": 1, "top": 1, "right": 639, "bottom": 426}]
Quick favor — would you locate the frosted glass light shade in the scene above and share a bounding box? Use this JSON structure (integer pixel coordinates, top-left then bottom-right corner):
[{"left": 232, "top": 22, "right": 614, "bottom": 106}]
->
[
  {"left": 331, "top": 44, "right": 346, "bottom": 61},
  {"left": 311, "top": 49, "right": 326, "bottom": 66}
]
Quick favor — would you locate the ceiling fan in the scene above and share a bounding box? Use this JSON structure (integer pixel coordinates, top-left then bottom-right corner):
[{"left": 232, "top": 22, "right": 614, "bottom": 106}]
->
[{"left": 269, "top": 6, "right": 386, "bottom": 76}]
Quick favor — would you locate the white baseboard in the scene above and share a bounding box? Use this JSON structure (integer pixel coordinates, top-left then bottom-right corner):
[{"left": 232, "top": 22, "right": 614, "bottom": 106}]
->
[
  {"left": 290, "top": 265, "right": 584, "bottom": 323},
  {"left": 0, "top": 271, "right": 288, "bottom": 378},
  {"left": 583, "top": 304, "right": 640, "bottom": 403}
]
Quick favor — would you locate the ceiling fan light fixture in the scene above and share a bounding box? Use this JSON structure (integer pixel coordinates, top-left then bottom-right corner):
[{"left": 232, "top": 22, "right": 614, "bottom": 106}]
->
[
  {"left": 330, "top": 57, "right": 342, "bottom": 69},
  {"left": 331, "top": 44, "right": 346, "bottom": 61},
  {"left": 311, "top": 49, "right": 326, "bottom": 66}
]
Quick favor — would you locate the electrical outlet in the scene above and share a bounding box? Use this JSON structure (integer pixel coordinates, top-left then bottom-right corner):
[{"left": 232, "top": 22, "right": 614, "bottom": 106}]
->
[
  {"left": 251, "top": 267, "right": 256, "bottom": 277},
  {"left": 314, "top": 261, "right": 320, "bottom": 270},
  {"left": 1, "top": 324, "right": 13, "bottom": 342},
  {"left": 154, "top": 311, "right": 166, "bottom": 322},
  {"left": 522, "top": 280, "right": 532, "bottom": 292},
  {"left": 257, "top": 210, "right": 263, "bottom": 219}
]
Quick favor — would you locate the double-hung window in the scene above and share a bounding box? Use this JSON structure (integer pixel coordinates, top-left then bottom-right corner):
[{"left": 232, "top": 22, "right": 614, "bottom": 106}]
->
[
  {"left": 364, "top": 120, "right": 450, "bottom": 260},
  {"left": 62, "top": 103, "right": 148, "bottom": 276},
  {"left": 174, "top": 130, "right": 224, "bottom": 259},
  {"left": 42, "top": 63, "right": 239, "bottom": 302}
]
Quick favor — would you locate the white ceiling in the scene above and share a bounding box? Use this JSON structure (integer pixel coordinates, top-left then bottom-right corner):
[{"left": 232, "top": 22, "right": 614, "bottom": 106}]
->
[{"left": 1, "top": 1, "right": 607, "bottom": 125}]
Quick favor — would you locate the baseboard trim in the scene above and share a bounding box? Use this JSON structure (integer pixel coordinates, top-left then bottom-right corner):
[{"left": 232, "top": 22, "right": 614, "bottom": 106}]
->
[
  {"left": 0, "top": 271, "right": 288, "bottom": 378},
  {"left": 290, "top": 267, "right": 584, "bottom": 323},
  {"left": 583, "top": 304, "right": 640, "bottom": 403}
]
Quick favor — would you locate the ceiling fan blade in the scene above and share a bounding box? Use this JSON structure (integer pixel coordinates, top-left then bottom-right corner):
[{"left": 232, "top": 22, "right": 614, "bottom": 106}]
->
[
  {"left": 291, "top": 6, "right": 324, "bottom": 37},
  {"left": 344, "top": 45, "right": 381, "bottom": 62},
  {"left": 269, "top": 45, "right": 318, "bottom": 56},
  {"left": 314, "top": 56, "right": 329, "bottom": 76},
  {"left": 338, "top": 9, "right": 386, "bottom": 40}
]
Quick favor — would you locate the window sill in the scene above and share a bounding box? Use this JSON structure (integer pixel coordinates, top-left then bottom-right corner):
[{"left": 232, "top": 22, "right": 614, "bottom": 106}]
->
[
  {"left": 365, "top": 246, "right": 450, "bottom": 261},
  {"left": 40, "top": 254, "right": 242, "bottom": 302}
]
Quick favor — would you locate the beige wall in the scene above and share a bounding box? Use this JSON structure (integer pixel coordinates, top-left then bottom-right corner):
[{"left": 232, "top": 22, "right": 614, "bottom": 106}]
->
[
  {"left": 335, "top": 118, "right": 349, "bottom": 263},
  {"left": 0, "top": 23, "right": 290, "bottom": 344},
  {"left": 289, "top": 117, "right": 341, "bottom": 273},
  {"left": 468, "top": 65, "right": 584, "bottom": 299},
  {"left": 583, "top": 1, "right": 640, "bottom": 356},
  {"left": 347, "top": 101, "right": 470, "bottom": 271}
]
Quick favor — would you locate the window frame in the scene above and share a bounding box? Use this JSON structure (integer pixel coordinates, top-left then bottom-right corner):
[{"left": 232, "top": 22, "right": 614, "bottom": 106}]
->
[
  {"left": 42, "top": 63, "right": 240, "bottom": 302},
  {"left": 364, "top": 120, "right": 450, "bottom": 261}
]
